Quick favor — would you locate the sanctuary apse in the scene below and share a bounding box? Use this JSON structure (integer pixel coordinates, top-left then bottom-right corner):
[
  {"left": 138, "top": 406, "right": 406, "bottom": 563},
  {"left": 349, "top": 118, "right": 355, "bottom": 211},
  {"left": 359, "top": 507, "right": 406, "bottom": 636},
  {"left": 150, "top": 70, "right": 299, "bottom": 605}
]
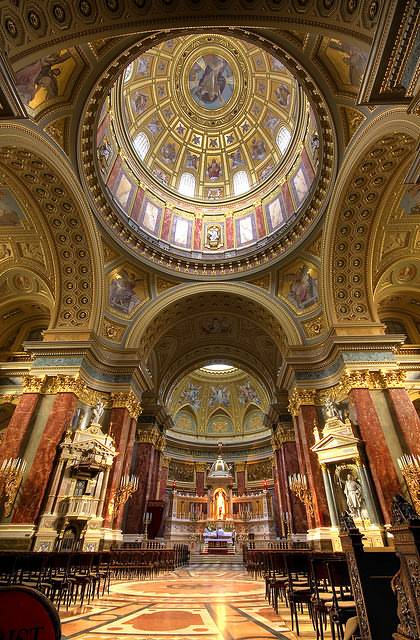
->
[{"left": 0, "top": 0, "right": 419, "bottom": 563}]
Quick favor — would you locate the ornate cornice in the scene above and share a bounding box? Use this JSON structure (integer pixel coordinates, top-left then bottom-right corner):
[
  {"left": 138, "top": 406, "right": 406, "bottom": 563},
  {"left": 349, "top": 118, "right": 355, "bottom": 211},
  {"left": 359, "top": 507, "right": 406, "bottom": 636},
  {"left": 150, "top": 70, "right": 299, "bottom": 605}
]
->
[
  {"left": 111, "top": 391, "right": 142, "bottom": 419},
  {"left": 22, "top": 374, "right": 108, "bottom": 405},
  {"left": 195, "top": 462, "right": 207, "bottom": 473}
]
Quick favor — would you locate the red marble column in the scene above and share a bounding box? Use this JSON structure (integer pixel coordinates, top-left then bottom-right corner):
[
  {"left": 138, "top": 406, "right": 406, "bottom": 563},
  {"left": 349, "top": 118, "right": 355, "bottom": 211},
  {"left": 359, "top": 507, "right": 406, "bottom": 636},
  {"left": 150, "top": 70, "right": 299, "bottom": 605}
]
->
[
  {"left": 386, "top": 388, "right": 420, "bottom": 456},
  {"left": 296, "top": 405, "right": 330, "bottom": 528},
  {"left": 13, "top": 393, "right": 78, "bottom": 524},
  {"left": 195, "top": 464, "right": 206, "bottom": 496},
  {"left": 271, "top": 459, "right": 282, "bottom": 535},
  {"left": 158, "top": 457, "right": 169, "bottom": 501},
  {"left": 278, "top": 442, "right": 308, "bottom": 533},
  {"left": 149, "top": 448, "right": 161, "bottom": 502},
  {"left": 102, "top": 407, "right": 132, "bottom": 528},
  {"left": 115, "top": 417, "right": 137, "bottom": 530},
  {"left": 350, "top": 388, "right": 401, "bottom": 522},
  {"left": 1, "top": 393, "right": 40, "bottom": 459},
  {"left": 236, "top": 463, "right": 246, "bottom": 495},
  {"left": 124, "top": 440, "right": 155, "bottom": 534}
]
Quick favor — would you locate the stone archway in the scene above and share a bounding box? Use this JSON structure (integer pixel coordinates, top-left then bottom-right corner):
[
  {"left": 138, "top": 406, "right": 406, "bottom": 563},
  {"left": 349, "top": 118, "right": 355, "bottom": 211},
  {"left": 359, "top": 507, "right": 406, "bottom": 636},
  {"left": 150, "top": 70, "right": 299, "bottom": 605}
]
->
[{"left": 0, "top": 123, "right": 104, "bottom": 335}]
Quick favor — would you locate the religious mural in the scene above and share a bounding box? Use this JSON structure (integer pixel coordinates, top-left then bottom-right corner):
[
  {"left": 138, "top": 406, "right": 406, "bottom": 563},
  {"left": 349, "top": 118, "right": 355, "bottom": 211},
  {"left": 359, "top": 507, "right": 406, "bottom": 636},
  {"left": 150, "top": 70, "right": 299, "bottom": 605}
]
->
[
  {"left": 280, "top": 261, "right": 320, "bottom": 312},
  {"left": 209, "top": 386, "right": 230, "bottom": 408},
  {"left": 15, "top": 49, "right": 77, "bottom": 110},
  {"left": 400, "top": 186, "right": 420, "bottom": 215},
  {"left": 168, "top": 460, "right": 195, "bottom": 482},
  {"left": 207, "top": 411, "right": 234, "bottom": 435},
  {"left": 247, "top": 459, "right": 273, "bottom": 482},
  {"left": 108, "top": 268, "right": 147, "bottom": 315},
  {"left": 0, "top": 189, "right": 25, "bottom": 226},
  {"left": 189, "top": 54, "right": 234, "bottom": 110},
  {"left": 179, "top": 382, "right": 201, "bottom": 410},
  {"left": 238, "top": 380, "right": 261, "bottom": 405},
  {"left": 244, "top": 408, "right": 265, "bottom": 433},
  {"left": 174, "top": 408, "right": 197, "bottom": 433},
  {"left": 321, "top": 38, "right": 368, "bottom": 90}
]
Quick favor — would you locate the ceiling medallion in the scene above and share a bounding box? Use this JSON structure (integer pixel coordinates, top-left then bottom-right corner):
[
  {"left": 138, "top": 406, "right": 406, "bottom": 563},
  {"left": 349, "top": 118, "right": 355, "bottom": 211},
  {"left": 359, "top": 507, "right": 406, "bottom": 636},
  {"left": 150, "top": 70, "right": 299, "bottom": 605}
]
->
[{"left": 174, "top": 35, "right": 248, "bottom": 128}]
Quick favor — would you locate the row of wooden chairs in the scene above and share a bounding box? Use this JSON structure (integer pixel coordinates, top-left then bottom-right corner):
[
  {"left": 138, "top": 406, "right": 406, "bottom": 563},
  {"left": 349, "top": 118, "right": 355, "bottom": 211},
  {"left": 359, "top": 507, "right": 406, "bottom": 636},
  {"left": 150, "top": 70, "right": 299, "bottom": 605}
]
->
[
  {"left": 246, "top": 548, "right": 357, "bottom": 640},
  {"left": 0, "top": 545, "right": 189, "bottom": 610}
]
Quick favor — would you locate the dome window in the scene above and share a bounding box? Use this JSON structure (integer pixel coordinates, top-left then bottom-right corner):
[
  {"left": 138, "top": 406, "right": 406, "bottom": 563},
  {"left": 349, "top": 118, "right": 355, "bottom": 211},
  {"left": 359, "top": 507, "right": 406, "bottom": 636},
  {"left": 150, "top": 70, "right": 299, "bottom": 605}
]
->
[
  {"left": 133, "top": 132, "right": 150, "bottom": 160},
  {"left": 276, "top": 126, "right": 291, "bottom": 154},
  {"left": 233, "top": 171, "right": 250, "bottom": 196},
  {"left": 179, "top": 172, "right": 196, "bottom": 197}
]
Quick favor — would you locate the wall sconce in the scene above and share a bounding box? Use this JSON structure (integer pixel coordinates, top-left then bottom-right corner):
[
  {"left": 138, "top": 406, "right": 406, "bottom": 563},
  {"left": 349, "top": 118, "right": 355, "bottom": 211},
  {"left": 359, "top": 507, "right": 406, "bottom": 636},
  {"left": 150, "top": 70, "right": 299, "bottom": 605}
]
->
[
  {"left": 288, "top": 472, "right": 314, "bottom": 518},
  {"left": 397, "top": 454, "right": 420, "bottom": 514},
  {"left": 111, "top": 474, "right": 139, "bottom": 516},
  {"left": 0, "top": 457, "right": 27, "bottom": 517}
]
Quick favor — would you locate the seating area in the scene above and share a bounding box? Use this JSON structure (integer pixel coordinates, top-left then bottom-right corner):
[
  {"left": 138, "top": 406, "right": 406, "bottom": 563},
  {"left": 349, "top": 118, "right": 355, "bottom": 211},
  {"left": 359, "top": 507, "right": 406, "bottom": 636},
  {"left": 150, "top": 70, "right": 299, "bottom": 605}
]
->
[
  {"left": 0, "top": 545, "right": 189, "bottom": 610},
  {"left": 246, "top": 548, "right": 359, "bottom": 640}
]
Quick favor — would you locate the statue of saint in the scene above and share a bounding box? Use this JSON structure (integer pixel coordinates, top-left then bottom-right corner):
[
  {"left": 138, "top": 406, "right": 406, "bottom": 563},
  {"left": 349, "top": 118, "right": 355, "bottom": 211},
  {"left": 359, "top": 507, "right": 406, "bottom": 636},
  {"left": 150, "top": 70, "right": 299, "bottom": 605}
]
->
[
  {"left": 323, "top": 397, "right": 340, "bottom": 420},
  {"left": 92, "top": 400, "right": 105, "bottom": 425},
  {"left": 344, "top": 473, "right": 363, "bottom": 517}
]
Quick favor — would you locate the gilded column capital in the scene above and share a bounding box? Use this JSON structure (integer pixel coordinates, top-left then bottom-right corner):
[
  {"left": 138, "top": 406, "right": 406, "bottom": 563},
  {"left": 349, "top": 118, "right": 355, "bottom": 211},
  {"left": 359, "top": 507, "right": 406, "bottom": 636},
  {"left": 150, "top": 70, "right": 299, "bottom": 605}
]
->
[
  {"left": 111, "top": 391, "right": 142, "bottom": 419},
  {"left": 377, "top": 369, "right": 406, "bottom": 389},
  {"left": 23, "top": 374, "right": 46, "bottom": 393},
  {"left": 272, "top": 424, "right": 295, "bottom": 449},
  {"left": 195, "top": 462, "right": 207, "bottom": 473},
  {"left": 288, "top": 388, "right": 317, "bottom": 416},
  {"left": 235, "top": 462, "right": 246, "bottom": 472},
  {"left": 136, "top": 425, "right": 161, "bottom": 445},
  {"left": 0, "top": 394, "right": 20, "bottom": 404},
  {"left": 156, "top": 433, "right": 166, "bottom": 452},
  {"left": 336, "top": 370, "right": 373, "bottom": 396}
]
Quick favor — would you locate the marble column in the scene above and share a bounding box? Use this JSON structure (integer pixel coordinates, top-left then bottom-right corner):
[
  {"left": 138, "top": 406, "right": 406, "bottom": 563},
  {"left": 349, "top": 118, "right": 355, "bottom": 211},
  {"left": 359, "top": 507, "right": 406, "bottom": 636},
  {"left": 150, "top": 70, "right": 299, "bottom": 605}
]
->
[
  {"left": 115, "top": 416, "right": 137, "bottom": 531},
  {"left": 386, "top": 387, "right": 420, "bottom": 456},
  {"left": 296, "top": 404, "right": 330, "bottom": 528},
  {"left": 271, "top": 460, "right": 283, "bottom": 536},
  {"left": 158, "top": 456, "right": 170, "bottom": 501},
  {"left": 321, "top": 464, "right": 339, "bottom": 527},
  {"left": 350, "top": 388, "right": 401, "bottom": 522},
  {"left": 1, "top": 393, "right": 40, "bottom": 459},
  {"left": 13, "top": 392, "right": 78, "bottom": 524},
  {"left": 149, "top": 447, "right": 161, "bottom": 501},
  {"left": 102, "top": 406, "right": 133, "bottom": 528},
  {"left": 195, "top": 463, "right": 206, "bottom": 497},
  {"left": 275, "top": 439, "right": 308, "bottom": 533},
  {"left": 124, "top": 427, "right": 159, "bottom": 535},
  {"left": 236, "top": 462, "right": 246, "bottom": 495}
]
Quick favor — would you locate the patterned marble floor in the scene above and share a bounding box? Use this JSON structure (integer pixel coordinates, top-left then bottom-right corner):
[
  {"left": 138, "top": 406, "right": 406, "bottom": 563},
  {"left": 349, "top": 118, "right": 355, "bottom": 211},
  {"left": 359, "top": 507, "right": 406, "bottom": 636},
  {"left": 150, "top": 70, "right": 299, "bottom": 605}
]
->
[{"left": 60, "top": 564, "right": 323, "bottom": 640}]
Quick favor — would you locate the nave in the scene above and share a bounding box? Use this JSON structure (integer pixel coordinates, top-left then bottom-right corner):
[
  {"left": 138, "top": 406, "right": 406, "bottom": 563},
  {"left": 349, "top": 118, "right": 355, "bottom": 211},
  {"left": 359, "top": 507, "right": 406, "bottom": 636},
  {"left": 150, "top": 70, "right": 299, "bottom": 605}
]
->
[{"left": 59, "top": 565, "right": 317, "bottom": 640}]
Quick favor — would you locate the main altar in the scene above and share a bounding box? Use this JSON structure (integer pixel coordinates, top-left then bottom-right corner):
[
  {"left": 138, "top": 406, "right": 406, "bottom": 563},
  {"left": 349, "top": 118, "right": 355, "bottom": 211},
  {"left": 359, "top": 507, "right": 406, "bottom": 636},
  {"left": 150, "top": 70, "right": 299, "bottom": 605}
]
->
[{"left": 164, "top": 446, "right": 275, "bottom": 545}]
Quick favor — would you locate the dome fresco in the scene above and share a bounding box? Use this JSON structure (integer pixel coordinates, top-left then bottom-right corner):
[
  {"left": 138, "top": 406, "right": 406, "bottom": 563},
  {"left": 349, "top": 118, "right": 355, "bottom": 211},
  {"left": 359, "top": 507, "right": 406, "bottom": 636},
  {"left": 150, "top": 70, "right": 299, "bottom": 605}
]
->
[
  {"left": 95, "top": 33, "right": 320, "bottom": 259},
  {"left": 166, "top": 367, "right": 270, "bottom": 442}
]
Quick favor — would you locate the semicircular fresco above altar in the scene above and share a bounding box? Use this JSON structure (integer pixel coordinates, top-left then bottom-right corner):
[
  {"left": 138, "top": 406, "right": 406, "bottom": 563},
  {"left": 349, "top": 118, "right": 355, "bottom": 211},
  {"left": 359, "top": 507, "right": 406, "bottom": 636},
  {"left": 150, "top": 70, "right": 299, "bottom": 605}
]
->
[
  {"left": 95, "top": 33, "right": 320, "bottom": 258},
  {"left": 167, "top": 367, "right": 270, "bottom": 440}
]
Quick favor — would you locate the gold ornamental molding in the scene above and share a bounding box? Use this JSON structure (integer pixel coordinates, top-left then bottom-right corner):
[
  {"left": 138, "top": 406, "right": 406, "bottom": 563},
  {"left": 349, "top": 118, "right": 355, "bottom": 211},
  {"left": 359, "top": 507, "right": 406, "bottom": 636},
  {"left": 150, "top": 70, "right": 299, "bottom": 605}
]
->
[
  {"left": 272, "top": 424, "right": 296, "bottom": 449},
  {"left": 0, "top": 394, "right": 20, "bottom": 405},
  {"left": 288, "top": 368, "right": 408, "bottom": 414},
  {"left": 288, "top": 389, "right": 317, "bottom": 416},
  {"left": 235, "top": 462, "right": 246, "bottom": 472},
  {"left": 195, "top": 462, "right": 207, "bottom": 473},
  {"left": 111, "top": 391, "right": 142, "bottom": 419},
  {"left": 22, "top": 374, "right": 108, "bottom": 405},
  {"left": 136, "top": 425, "right": 162, "bottom": 446}
]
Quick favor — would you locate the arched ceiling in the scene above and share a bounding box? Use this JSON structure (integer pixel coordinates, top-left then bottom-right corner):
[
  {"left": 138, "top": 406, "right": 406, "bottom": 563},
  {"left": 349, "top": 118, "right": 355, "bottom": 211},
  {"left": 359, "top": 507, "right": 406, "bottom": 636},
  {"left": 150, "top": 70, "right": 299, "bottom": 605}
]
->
[{"left": 167, "top": 366, "right": 271, "bottom": 442}]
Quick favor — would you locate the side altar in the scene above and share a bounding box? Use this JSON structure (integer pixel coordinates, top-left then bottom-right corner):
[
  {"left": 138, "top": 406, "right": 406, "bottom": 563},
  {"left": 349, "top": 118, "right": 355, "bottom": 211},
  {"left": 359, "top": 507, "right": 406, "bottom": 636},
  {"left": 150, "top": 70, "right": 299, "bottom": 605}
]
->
[{"left": 164, "top": 445, "right": 275, "bottom": 544}]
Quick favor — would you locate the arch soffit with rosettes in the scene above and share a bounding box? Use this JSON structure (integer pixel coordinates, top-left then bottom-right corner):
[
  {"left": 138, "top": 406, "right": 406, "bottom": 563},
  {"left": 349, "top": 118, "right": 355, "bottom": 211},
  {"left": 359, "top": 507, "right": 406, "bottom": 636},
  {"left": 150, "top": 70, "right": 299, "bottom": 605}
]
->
[
  {"left": 322, "top": 109, "right": 420, "bottom": 327},
  {"left": 0, "top": 123, "right": 104, "bottom": 334}
]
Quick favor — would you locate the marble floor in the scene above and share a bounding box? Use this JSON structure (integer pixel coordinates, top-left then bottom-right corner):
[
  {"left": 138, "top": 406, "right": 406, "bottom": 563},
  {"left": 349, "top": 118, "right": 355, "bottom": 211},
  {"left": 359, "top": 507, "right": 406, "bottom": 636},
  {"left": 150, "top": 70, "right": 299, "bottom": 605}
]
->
[{"left": 60, "top": 564, "right": 325, "bottom": 640}]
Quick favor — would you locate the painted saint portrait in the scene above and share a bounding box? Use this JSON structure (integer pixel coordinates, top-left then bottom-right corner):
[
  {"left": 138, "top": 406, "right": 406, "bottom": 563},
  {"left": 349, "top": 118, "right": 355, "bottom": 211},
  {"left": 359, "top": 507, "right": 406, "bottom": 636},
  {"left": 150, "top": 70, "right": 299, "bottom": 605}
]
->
[
  {"left": 238, "top": 380, "right": 261, "bottom": 405},
  {"left": 189, "top": 54, "right": 234, "bottom": 110},
  {"left": 285, "top": 263, "right": 319, "bottom": 311},
  {"left": 160, "top": 142, "right": 177, "bottom": 164},
  {"left": 15, "top": 50, "right": 76, "bottom": 109},
  {"left": 109, "top": 269, "right": 143, "bottom": 314},
  {"left": 180, "top": 382, "right": 201, "bottom": 410},
  {"left": 0, "top": 189, "right": 25, "bottom": 226},
  {"left": 207, "top": 159, "right": 222, "bottom": 180},
  {"left": 400, "top": 186, "right": 420, "bottom": 215},
  {"left": 251, "top": 138, "right": 266, "bottom": 161},
  {"left": 97, "top": 136, "right": 113, "bottom": 172},
  {"left": 230, "top": 149, "right": 244, "bottom": 168},
  {"left": 324, "top": 39, "right": 368, "bottom": 88},
  {"left": 209, "top": 386, "right": 230, "bottom": 408},
  {"left": 131, "top": 91, "right": 148, "bottom": 115},
  {"left": 275, "top": 83, "right": 291, "bottom": 107}
]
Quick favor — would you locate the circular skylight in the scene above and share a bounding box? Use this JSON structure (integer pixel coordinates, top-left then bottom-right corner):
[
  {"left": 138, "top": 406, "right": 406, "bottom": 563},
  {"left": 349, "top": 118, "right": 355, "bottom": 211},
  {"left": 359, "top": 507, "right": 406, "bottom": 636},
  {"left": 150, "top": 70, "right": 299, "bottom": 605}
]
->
[{"left": 200, "top": 363, "right": 237, "bottom": 373}]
